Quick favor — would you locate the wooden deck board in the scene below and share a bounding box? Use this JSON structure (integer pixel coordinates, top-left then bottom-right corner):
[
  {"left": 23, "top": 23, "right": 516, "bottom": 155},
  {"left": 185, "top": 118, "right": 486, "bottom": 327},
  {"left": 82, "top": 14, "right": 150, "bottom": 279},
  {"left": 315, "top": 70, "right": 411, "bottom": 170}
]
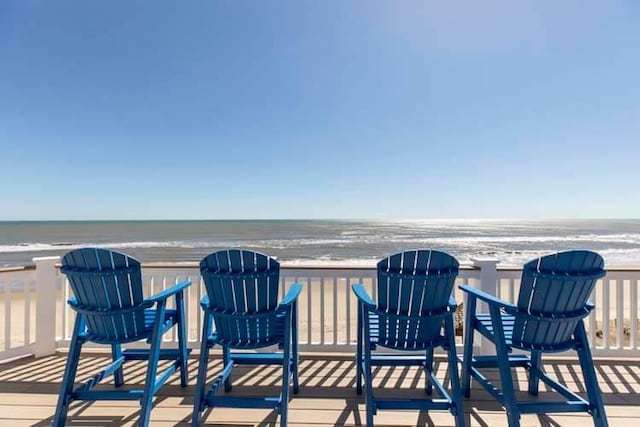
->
[{"left": 0, "top": 353, "right": 638, "bottom": 426}]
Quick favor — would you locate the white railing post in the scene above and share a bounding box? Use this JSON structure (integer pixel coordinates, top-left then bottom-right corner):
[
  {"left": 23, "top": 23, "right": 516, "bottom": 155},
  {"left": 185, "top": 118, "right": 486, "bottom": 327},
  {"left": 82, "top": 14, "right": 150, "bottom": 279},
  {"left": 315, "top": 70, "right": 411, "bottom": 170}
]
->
[
  {"left": 33, "top": 256, "right": 60, "bottom": 357},
  {"left": 471, "top": 258, "right": 500, "bottom": 355}
]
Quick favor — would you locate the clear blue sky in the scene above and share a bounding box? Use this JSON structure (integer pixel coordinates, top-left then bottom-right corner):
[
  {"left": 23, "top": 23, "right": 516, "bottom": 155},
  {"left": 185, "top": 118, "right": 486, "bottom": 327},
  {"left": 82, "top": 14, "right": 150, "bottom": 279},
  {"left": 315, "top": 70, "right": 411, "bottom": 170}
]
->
[{"left": 1, "top": 1, "right": 639, "bottom": 220}]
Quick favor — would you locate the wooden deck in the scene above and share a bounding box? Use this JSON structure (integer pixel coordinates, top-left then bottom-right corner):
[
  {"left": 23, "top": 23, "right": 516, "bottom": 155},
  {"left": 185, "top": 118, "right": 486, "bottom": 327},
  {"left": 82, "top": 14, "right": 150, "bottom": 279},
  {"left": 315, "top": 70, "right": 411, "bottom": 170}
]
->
[{"left": 0, "top": 351, "right": 638, "bottom": 426}]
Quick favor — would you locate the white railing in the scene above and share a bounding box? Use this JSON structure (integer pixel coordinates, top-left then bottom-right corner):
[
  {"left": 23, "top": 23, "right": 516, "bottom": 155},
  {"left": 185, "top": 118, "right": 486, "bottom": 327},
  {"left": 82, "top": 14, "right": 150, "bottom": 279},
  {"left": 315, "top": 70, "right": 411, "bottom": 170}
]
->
[
  {"left": 0, "top": 265, "right": 37, "bottom": 360},
  {"left": 1, "top": 257, "right": 639, "bottom": 360}
]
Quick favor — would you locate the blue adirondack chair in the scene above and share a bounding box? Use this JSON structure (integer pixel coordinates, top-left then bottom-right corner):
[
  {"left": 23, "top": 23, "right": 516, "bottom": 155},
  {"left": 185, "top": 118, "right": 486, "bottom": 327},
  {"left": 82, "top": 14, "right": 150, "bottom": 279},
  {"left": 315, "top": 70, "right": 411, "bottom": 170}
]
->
[
  {"left": 352, "top": 249, "right": 465, "bottom": 427},
  {"left": 53, "top": 248, "right": 191, "bottom": 426},
  {"left": 460, "top": 250, "right": 608, "bottom": 426},
  {"left": 192, "top": 249, "right": 302, "bottom": 427}
]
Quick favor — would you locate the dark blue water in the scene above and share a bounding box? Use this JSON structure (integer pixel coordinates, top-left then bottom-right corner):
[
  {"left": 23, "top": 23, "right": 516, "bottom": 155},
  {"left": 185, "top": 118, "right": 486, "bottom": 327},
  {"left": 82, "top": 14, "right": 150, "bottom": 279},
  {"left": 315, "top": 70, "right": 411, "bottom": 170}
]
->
[{"left": 1, "top": 219, "right": 639, "bottom": 267}]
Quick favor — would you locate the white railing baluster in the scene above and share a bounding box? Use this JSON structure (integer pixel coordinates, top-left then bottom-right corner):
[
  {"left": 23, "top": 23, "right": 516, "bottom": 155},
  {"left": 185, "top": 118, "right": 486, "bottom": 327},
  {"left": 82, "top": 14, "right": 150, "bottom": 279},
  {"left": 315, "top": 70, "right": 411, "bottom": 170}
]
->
[
  {"left": 320, "top": 277, "right": 325, "bottom": 346},
  {"left": 602, "top": 278, "right": 610, "bottom": 349},
  {"left": 4, "top": 282, "right": 10, "bottom": 351},
  {"left": 631, "top": 278, "right": 638, "bottom": 349},
  {"left": 306, "top": 277, "right": 312, "bottom": 345},
  {"left": 65, "top": 276, "right": 72, "bottom": 342},
  {"left": 181, "top": 274, "right": 189, "bottom": 343},
  {"left": 150, "top": 276, "right": 155, "bottom": 300},
  {"left": 589, "top": 296, "right": 596, "bottom": 347},
  {"left": 616, "top": 279, "right": 624, "bottom": 348},
  {"left": 24, "top": 279, "right": 31, "bottom": 345},
  {"left": 372, "top": 274, "right": 377, "bottom": 301},
  {"left": 511, "top": 279, "right": 517, "bottom": 304},
  {"left": 332, "top": 276, "right": 338, "bottom": 346},
  {"left": 197, "top": 276, "right": 203, "bottom": 342},
  {"left": 345, "top": 275, "right": 351, "bottom": 345}
]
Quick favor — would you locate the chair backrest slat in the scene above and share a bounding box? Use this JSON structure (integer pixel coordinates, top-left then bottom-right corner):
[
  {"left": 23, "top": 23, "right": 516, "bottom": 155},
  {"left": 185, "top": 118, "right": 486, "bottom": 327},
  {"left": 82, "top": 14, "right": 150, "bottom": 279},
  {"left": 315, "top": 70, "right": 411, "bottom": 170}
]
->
[{"left": 254, "top": 251, "right": 271, "bottom": 311}]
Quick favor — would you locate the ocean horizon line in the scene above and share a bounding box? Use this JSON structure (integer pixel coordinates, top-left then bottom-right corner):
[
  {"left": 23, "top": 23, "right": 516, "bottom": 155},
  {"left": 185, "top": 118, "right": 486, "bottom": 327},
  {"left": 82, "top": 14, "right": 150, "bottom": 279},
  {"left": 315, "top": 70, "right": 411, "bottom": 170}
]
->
[{"left": 1, "top": 217, "right": 639, "bottom": 223}]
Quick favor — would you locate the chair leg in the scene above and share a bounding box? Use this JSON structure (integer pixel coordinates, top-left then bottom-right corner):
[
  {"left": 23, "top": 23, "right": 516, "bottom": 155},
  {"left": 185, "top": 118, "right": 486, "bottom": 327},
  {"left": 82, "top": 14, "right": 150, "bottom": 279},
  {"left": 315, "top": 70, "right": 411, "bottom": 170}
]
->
[
  {"left": 527, "top": 350, "right": 542, "bottom": 396},
  {"left": 292, "top": 301, "right": 299, "bottom": 394},
  {"left": 491, "top": 306, "right": 520, "bottom": 427},
  {"left": 223, "top": 345, "right": 232, "bottom": 392},
  {"left": 424, "top": 347, "right": 434, "bottom": 395},
  {"left": 461, "top": 295, "right": 477, "bottom": 398},
  {"left": 364, "top": 343, "right": 375, "bottom": 427},
  {"left": 139, "top": 304, "right": 166, "bottom": 427},
  {"left": 111, "top": 343, "right": 124, "bottom": 387},
  {"left": 176, "top": 291, "right": 189, "bottom": 387},
  {"left": 53, "top": 318, "right": 84, "bottom": 427},
  {"left": 445, "top": 316, "right": 465, "bottom": 427},
  {"left": 356, "top": 303, "right": 363, "bottom": 395},
  {"left": 192, "top": 313, "right": 213, "bottom": 427},
  {"left": 280, "top": 334, "right": 291, "bottom": 427},
  {"left": 575, "top": 322, "right": 608, "bottom": 427},
  {"left": 279, "top": 308, "right": 297, "bottom": 427}
]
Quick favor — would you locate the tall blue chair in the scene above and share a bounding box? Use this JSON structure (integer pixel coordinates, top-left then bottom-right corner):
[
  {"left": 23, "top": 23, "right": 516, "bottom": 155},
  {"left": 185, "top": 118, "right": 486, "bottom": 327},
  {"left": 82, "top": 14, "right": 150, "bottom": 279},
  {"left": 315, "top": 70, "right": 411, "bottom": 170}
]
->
[
  {"left": 352, "top": 249, "right": 465, "bottom": 427},
  {"left": 460, "top": 250, "right": 608, "bottom": 426},
  {"left": 192, "top": 249, "right": 302, "bottom": 427},
  {"left": 54, "top": 248, "right": 191, "bottom": 427}
]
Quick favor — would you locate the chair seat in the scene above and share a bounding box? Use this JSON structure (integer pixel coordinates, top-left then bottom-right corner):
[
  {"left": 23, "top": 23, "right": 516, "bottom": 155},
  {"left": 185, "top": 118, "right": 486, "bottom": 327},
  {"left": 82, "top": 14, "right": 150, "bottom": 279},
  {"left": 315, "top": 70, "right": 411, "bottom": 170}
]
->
[
  {"left": 207, "top": 311, "right": 287, "bottom": 349},
  {"left": 475, "top": 313, "right": 579, "bottom": 352},
  {"left": 84, "top": 309, "right": 179, "bottom": 344},
  {"left": 475, "top": 313, "right": 515, "bottom": 347},
  {"left": 365, "top": 312, "right": 448, "bottom": 351},
  {"left": 147, "top": 308, "right": 178, "bottom": 326}
]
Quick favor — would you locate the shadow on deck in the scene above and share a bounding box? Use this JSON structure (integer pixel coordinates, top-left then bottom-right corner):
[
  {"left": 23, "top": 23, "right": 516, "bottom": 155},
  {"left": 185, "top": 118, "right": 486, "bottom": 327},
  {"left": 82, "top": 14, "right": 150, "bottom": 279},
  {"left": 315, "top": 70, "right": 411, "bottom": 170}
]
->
[{"left": 0, "top": 352, "right": 638, "bottom": 426}]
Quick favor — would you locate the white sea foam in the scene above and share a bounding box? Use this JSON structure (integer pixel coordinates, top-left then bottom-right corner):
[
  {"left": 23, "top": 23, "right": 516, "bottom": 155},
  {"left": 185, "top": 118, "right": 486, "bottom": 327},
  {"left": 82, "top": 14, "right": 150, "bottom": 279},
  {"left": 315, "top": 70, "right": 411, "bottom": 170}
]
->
[
  {"left": 0, "top": 243, "right": 85, "bottom": 253},
  {"left": 0, "top": 241, "right": 193, "bottom": 253},
  {"left": 282, "top": 257, "right": 379, "bottom": 268},
  {"left": 387, "top": 234, "right": 640, "bottom": 245}
]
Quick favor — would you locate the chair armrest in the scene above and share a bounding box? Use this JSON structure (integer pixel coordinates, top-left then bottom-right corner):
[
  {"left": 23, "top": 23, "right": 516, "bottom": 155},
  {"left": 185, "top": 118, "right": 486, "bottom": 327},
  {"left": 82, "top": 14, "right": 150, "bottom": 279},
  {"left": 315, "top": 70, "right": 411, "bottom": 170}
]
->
[
  {"left": 459, "top": 284, "right": 514, "bottom": 310},
  {"left": 279, "top": 283, "right": 303, "bottom": 307},
  {"left": 352, "top": 283, "right": 375, "bottom": 309},
  {"left": 448, "top": 296, "right": 458, "bottom": 310},
  {"left": 148, "top": 280, "right": 191, "bottom": 303}
]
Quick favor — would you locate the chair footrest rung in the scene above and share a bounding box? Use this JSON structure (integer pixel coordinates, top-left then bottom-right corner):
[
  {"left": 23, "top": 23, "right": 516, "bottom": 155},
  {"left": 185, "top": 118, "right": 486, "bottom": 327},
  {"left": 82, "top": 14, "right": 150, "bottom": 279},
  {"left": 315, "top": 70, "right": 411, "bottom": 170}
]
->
[
  {"left": 123, "top": 348, "right": 192, "bottom": 361},
  {"left": 153, "top": 363, "right": 178, "bottom": 395},
  {"left": 204, "top": 394, "right": 280, "bottom": 409},
  {"left": 370, "top": 354, "right": 427, "bottom": 366},
  {"left": 518, "top": 401, "right": 590, "bottom": 414},
  {"left": 72, "top": 389, "right": 144, "bottom": 401},
  {"left": 230, "top": 353, "right": 284, "bottom": 365},
  {"left": 376, "top": 398, "right": 451, "bottom": 411},
  {"left": 458, "top": 354, "right": 530, "bottom": 368}
]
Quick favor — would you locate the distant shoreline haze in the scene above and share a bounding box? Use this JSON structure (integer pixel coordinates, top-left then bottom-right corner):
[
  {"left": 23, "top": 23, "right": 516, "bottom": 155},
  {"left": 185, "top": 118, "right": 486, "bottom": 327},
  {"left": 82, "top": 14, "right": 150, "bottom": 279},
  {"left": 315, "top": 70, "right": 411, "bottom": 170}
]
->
[{"left": 1, "top": 219, "right": 639, "bottom": 267}]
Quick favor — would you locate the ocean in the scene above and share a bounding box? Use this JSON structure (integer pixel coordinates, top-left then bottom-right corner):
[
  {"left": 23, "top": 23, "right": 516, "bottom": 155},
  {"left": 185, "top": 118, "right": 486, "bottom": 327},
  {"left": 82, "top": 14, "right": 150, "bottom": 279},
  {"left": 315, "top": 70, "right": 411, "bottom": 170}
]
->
[{"left": 1, "top": 219, "right": 639, "bottom": 267}]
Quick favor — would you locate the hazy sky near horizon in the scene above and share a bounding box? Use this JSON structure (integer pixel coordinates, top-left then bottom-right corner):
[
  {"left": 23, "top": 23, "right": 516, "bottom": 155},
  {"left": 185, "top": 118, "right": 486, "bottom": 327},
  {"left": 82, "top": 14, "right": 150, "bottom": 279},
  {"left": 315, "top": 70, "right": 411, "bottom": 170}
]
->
[{"left": 1, "top": 1, "right": 639, "bottom": 220}]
